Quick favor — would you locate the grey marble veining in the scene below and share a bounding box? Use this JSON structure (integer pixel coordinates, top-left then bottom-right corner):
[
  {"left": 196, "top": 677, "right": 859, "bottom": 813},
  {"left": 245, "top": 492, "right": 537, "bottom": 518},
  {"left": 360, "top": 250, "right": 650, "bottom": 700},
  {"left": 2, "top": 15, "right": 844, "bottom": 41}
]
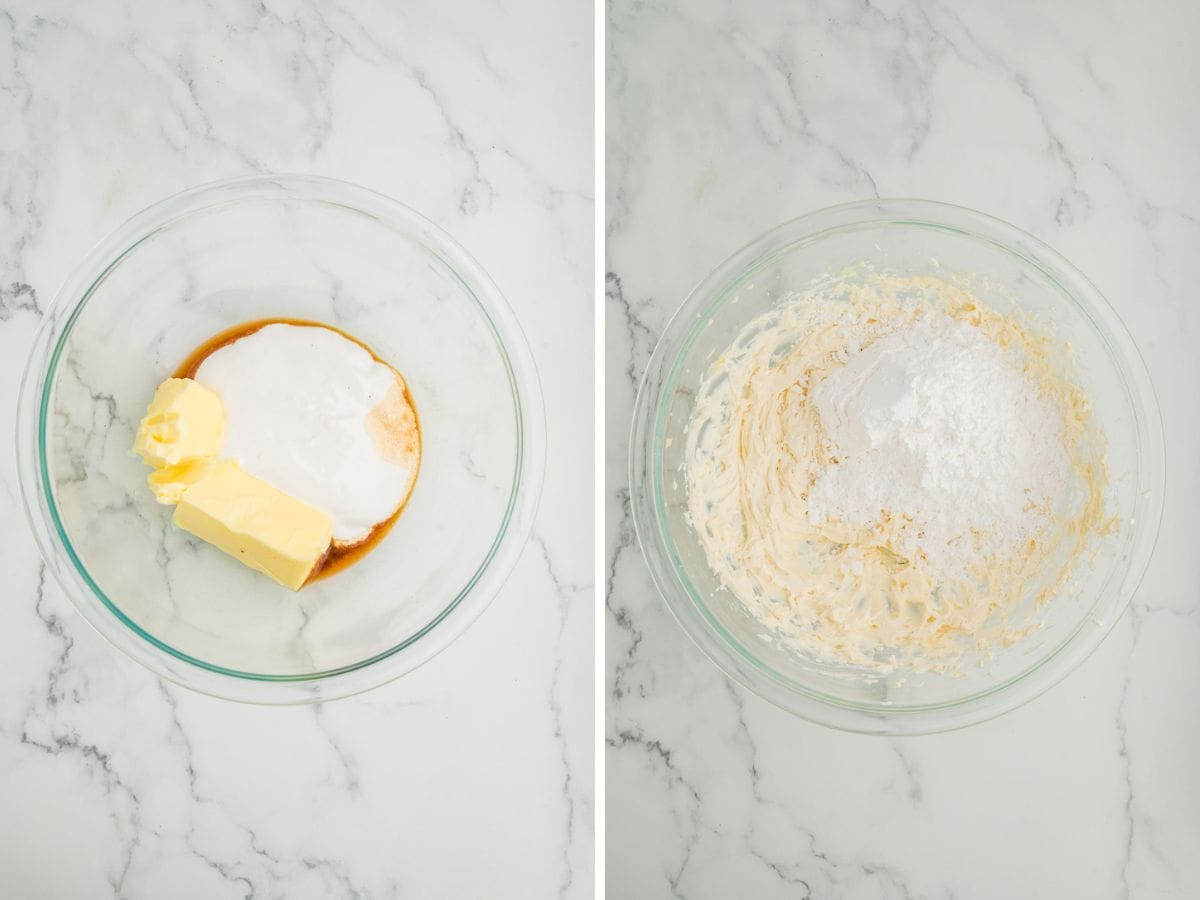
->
[
  {"left": 0, "top": 1, "right": 593, "bottom": 897},
  {"left": 606, "top": 1, "right": 1199, "bottom": 897}
]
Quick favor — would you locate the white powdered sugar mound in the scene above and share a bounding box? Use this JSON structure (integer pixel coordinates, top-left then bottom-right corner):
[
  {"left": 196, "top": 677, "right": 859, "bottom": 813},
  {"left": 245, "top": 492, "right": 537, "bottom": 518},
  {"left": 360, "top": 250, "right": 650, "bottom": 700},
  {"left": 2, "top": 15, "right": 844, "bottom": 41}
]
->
[{"left": 806, "top": 312, "right": 1069, "bottom": 579}]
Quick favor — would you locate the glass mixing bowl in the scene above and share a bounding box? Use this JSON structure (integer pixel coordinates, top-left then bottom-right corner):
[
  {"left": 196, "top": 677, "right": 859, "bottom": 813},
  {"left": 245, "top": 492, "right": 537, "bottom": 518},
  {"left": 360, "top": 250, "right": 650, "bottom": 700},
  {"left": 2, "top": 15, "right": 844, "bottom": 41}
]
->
[
  {"left": 631, "top": 199, "right": 1163, "bottom": 734},
  {"left": 16, "top": 174, "right": 545, "bottom": 703}
]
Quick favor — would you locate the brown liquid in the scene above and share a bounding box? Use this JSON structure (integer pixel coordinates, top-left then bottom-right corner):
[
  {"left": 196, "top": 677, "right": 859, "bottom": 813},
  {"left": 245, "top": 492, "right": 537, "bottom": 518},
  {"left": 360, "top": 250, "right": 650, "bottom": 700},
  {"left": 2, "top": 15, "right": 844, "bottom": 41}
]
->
[{"left": 175, "top": 317, "right": 422, "bottom": 584}]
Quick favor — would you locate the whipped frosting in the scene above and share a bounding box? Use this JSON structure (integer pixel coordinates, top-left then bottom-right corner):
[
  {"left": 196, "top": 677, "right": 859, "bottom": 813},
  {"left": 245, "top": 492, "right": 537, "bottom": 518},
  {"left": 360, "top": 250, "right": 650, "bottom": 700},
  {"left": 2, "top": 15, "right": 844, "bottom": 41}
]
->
[
  {"left": 684, "top": 272, "right": 1109, "bottom": 673},
  {"left": 194, "top": 323, "right": 419, "bottom": 544}
]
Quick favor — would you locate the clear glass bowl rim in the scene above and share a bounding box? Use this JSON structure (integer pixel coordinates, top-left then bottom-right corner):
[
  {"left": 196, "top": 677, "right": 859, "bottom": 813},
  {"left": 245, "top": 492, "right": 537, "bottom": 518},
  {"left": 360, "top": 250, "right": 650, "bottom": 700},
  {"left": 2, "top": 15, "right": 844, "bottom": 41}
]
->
[
  {"left": 629, "top": 197, "right": 1165, "bottom": 735},
  {"left": 15, "top": 173, "right": 547, "bottom": 704}
]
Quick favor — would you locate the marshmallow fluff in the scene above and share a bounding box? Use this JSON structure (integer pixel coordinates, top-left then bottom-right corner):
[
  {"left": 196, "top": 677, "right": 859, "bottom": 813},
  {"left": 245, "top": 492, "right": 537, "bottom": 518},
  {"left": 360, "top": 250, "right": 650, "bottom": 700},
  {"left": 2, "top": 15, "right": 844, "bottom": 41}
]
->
[{"left": 194, "top": 323, "right": 419, "bottom": 544}]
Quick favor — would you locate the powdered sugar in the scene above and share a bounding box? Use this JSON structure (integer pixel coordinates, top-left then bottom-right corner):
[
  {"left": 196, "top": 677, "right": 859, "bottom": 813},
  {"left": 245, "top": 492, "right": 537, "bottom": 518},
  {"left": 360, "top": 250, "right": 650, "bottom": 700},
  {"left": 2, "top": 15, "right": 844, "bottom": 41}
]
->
[{"left": 806, "top": 311, "right": 1069, "bottom": 580}]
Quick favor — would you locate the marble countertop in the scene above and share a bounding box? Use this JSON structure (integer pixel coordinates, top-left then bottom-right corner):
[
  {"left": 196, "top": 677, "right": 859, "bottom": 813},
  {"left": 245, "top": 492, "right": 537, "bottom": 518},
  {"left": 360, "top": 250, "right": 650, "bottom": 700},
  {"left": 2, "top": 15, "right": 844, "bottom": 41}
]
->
[
  {"left": 0, "top": 1, "right": 592, "bottom": 897},
  {"left": 606, "top": 1, "right": 1198, "bottom": 897}
]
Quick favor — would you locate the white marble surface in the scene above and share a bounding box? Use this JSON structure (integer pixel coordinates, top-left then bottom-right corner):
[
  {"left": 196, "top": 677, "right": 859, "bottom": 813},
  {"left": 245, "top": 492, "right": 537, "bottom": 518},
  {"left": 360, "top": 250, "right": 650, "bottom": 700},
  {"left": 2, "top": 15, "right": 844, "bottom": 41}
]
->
[
  {"left": 607, "top": 1, "right": 1199, "bottom": 897},
  {"left": 0, "top": 1, "right": 592, "bottom": 897}
]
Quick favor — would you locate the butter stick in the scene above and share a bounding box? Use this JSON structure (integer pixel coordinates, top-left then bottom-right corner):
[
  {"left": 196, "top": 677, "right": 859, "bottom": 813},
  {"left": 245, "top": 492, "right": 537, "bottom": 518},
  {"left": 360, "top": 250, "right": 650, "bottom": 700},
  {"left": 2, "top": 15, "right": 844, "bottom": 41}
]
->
[{"left": 173, "top": 459, "right": 332, "bottom": 590}]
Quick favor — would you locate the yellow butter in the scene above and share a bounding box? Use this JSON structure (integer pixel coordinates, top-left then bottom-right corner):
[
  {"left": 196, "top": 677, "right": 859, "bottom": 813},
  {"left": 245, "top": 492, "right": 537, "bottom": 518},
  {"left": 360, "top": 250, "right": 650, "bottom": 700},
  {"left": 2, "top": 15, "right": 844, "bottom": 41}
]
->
[
  {"left": 134, "top": 378, "right": 224, "bottom": 468},
  {"left": 147, "top": 460, "right": 211, "bottom": 505},
  {"left": 173, "top": 459, "right": 332, "bottom": 591}
]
